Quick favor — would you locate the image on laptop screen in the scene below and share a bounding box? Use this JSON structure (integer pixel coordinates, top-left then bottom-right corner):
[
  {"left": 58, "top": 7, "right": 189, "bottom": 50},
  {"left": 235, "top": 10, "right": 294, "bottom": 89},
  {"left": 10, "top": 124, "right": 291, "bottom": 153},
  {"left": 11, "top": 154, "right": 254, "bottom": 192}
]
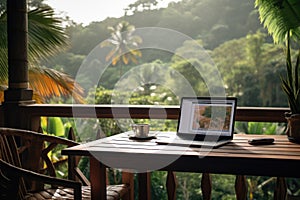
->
[{"left": 178, "top": 97, "right": 237, "bottom": 137}]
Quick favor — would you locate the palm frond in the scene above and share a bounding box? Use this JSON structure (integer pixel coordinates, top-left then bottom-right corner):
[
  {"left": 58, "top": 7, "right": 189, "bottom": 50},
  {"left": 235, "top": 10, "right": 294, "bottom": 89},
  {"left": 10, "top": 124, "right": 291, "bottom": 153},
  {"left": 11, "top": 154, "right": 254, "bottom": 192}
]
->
[
  {"left": 0, "top": 5, "right": 69, "bottom": 82},
  {"left": 122, "top": 54, "right": 129, "bottom": 65},
  {"left": 255, "top": 0, "right": 300, "bottom": 43},
  {"left": 286, "top": 32, "right": 294, "bottom": 89},
  {"left": 28, "top": 67, "right": 84, "bottom": 103},
  {"left": 295, "top": 48, "right": 300, "bottom": 91},
  {"left": 28, "top": 6, "right": 69, "bottom": 65},
  {"left": 0, "top": 5, "right": 83, "bottom": 103}
]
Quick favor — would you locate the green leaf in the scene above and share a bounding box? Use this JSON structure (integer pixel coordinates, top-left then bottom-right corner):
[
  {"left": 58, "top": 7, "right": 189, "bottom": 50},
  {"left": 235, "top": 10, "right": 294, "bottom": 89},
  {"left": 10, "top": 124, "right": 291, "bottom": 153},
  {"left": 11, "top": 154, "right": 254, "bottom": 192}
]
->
[
  {"left": 295, "top": 48, "right": 300, "bottom": 91},
  {"left": 47, "top": 117, "right": 65, "bottom": 137},
  {"left": 255, "top": 0, "right": 300, "bottom": 44}
]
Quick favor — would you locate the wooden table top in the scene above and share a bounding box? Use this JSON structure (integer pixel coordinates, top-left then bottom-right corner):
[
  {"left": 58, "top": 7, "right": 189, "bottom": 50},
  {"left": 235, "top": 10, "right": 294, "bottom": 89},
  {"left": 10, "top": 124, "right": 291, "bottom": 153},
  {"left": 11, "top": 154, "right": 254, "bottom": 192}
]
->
[{"left": 62, "top": 132, "right": 300, "bottom": 178}]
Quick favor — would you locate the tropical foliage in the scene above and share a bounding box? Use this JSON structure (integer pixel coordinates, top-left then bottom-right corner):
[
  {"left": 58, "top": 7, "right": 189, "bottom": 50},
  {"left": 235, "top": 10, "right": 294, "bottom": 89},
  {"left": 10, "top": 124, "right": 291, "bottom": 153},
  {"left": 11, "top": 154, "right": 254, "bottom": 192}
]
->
[
  {"left": 0, "top": 2, "right": 84, "bottom": 103},
  {"left": 255, "top": 0, "right": 300, "bottom": 113}
]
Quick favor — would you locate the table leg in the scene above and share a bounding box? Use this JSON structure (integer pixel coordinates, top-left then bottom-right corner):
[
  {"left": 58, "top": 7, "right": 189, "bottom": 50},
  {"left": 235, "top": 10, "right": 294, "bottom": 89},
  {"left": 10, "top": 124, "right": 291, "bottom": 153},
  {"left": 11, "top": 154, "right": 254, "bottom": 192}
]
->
[
  {"left": 90, "top": 156, "right": 107, "bottom": 200},
  {"left": 138, "top": 172, "right": 151, "bottom": 200}
]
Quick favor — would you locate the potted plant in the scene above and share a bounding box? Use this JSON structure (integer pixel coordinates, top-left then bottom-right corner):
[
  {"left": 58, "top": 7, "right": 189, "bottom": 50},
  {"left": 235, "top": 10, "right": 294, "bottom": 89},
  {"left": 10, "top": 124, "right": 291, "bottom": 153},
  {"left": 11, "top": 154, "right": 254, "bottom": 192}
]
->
[
  {"left": 281, "top": 31, "right": 300, "bottom": 143},
  {"left": 255, "top": 0, "right": 300, "bottom": 143}
]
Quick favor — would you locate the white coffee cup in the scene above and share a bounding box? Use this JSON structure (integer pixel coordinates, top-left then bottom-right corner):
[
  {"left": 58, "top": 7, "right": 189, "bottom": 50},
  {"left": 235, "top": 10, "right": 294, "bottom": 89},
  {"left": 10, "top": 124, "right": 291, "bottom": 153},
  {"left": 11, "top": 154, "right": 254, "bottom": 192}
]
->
[{"left": 131, "top": 124, "right": 150, "bottom": 138}]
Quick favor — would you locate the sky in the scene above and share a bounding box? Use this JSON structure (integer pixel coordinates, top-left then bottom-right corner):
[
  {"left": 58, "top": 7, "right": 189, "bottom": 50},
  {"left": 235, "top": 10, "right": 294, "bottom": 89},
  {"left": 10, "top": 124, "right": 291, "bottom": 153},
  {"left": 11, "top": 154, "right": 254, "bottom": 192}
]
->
[{"left": 45, "top": 0, "right": 179, "bottom": 25}]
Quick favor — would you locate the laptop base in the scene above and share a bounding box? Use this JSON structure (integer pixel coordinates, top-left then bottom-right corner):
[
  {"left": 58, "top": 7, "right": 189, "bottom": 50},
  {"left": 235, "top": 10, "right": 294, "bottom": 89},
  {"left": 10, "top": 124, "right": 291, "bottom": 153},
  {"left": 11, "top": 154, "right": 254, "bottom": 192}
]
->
[{"left": 156, "top": 136, "right": 230, "bottom": 148}]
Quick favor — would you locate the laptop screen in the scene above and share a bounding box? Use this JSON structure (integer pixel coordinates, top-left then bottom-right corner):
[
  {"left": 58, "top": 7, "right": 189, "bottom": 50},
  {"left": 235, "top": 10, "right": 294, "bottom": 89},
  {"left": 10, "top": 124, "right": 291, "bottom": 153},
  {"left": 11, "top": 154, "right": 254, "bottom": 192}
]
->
[{"left": 177, "top": 97, "right": 237, "bottom": 138}]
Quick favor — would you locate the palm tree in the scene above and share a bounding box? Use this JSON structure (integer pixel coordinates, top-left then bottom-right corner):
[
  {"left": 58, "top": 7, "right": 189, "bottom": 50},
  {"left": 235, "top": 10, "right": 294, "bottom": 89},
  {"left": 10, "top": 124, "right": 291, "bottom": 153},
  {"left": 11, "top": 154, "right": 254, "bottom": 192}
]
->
[
  {"left": 0, "top": 4, "right": 84, "bottom": 103},
  {"left": 100, "top": 21, "right": 142, "bottom": 77}
]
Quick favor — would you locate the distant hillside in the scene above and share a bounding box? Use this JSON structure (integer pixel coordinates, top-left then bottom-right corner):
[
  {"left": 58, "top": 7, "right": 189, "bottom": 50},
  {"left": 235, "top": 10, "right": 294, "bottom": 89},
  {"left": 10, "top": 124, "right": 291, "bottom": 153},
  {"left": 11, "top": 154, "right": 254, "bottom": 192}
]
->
[
  {"left": 44, "top": 0, "right": 262, "bottom": 77},
  {"left": 69, "top": 0, "right": 261, "bottom": 54}
]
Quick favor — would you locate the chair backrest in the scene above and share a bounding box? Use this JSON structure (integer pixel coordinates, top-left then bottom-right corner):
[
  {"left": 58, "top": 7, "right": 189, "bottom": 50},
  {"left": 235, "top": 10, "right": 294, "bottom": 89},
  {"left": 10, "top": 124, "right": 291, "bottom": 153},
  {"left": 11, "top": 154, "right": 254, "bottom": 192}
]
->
[
  {"left": 0, "top": 129, "right": 27, "bottom": 199},
  {"left": 0, "top": 127, "right": 81, "bottom": 191}
]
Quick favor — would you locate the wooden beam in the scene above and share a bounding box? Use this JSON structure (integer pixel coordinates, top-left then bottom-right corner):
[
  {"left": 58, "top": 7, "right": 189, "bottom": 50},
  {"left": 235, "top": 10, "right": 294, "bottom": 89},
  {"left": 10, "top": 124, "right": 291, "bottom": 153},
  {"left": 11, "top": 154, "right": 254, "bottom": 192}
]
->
[
  {"left": 22, "top": 104, "right": 289, "bottom": 122},
  {"left": 4, "top": 0, "right": 34, "bottom": 129},
  {"left": 5, "top": 0, "right": 33, "bottom": 102},
  {"left": 7, "top": 0, "right": 28, "bottom": 90}
]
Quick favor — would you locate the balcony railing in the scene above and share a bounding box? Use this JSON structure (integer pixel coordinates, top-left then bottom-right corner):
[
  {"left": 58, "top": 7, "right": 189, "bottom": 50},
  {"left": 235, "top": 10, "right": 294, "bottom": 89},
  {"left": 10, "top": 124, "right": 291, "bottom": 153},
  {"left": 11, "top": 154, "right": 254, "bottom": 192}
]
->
[{"left": 21, "top": 104, "right": 289, "bottom": 121}]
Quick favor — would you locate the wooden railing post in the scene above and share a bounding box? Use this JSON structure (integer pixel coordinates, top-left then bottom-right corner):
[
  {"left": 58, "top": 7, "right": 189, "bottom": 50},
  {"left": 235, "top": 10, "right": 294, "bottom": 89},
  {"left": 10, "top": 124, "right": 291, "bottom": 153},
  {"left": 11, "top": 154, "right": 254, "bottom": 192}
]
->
[
  {"left": 235, "top": 175, "right": 248, "bottom": 200},
  {"left": 201, "top": 173, "right": 212, "bottom": 200},
  {"left": 138, "top": 172, "right": 151, "bottom": 200},
  {"left": 166, "top": 171, "right": 177, "bottom": 200},
  {"left": 274, "top": 177, "right": 287, "bottom": 200}
]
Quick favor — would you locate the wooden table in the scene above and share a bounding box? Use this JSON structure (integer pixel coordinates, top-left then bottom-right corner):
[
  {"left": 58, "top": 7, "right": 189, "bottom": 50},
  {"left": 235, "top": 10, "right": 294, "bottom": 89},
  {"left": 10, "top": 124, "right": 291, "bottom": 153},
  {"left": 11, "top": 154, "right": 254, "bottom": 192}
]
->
[{"left": 62, "top": 132, "right": 300, "bottom": 200}]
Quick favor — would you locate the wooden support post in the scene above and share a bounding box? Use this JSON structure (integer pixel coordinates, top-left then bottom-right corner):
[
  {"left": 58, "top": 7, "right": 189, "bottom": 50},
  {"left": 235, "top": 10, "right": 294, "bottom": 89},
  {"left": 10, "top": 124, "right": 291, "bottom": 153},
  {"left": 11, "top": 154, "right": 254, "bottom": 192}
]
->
[
  {"left": 235, "top": 175, "right": 248, "bottom": 200},
  {"left": 166, "top": 171, "right": 177, "bottom": 200},
  {"left": 201, "top": 173, "right": 212, "bottom": 200},
  {"left": 274, "top": 177, "right": 287, "bottom": 200},
  {"left": 138, "top": 172, "right": 151, "bottom": 200},
  {"left": 4, "top": 0, "right": 34, "bottom": 129}
]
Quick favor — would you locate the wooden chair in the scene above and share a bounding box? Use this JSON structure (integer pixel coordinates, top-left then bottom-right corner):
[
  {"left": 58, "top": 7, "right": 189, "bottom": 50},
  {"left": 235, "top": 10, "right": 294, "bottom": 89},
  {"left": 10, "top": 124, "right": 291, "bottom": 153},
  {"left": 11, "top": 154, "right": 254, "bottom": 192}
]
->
[{"left": 0, "top": 127, "right": 130, "bottom": 200}]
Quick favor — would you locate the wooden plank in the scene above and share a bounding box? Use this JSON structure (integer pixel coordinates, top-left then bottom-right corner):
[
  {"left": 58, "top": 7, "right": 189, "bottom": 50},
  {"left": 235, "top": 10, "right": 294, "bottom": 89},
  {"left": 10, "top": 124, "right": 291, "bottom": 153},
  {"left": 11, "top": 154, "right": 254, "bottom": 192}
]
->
[
  {"left": 88, "top": 141, "right": 300, "bottom": 153},
  {"left": 64, "top": 142, "right": 300, "bottom": 162},
  {"left": 91, "top": 136, "right": 296, "bottom": 149},
  {"left": 78, "top": 143, "right": 300, "bottom": 159}
]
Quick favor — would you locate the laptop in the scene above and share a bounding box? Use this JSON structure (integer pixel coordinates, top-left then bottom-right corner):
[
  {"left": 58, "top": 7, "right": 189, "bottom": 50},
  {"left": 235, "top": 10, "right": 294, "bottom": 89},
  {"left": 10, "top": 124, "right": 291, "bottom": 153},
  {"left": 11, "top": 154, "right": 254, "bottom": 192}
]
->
[{"left": 156, "top": 97, "right": 237, "bottom": 148}]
